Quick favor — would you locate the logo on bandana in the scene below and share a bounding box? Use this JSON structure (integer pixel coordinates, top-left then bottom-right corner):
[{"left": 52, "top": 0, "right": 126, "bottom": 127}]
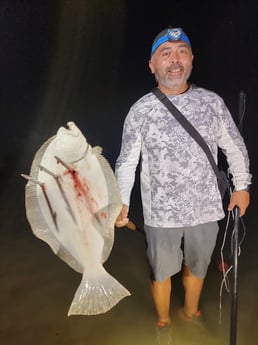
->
[{"left": 167, "top": 28, "right": 183, "bottom": 41}]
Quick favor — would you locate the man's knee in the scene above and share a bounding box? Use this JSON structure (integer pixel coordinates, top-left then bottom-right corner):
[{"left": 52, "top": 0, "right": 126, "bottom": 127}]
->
[
  {"left": 183, "top": 264, "right": 206, "bottom": 279},
  {"left": 183, "top": 265, "right": 193, "bottom": 277}
]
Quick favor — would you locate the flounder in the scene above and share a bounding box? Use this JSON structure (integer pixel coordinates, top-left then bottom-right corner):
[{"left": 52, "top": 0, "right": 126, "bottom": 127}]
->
[{"left": 22, "top": 122, "right": 130, "bottom": 315}]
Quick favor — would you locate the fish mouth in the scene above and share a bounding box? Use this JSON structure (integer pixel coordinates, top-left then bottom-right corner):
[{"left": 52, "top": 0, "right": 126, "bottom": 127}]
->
[
  {"left": 58, "top": 122, "right": 81, "bottom": 138},
  {"left": 54, "top": 122, "right": 89, "bottom": 163}
]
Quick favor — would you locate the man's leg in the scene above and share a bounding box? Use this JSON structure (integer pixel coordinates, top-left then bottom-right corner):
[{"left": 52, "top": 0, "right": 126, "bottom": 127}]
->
[
  {"left": 182, "top": 265, "right": 204, "bottom": 317},
  {"left": 182, "top": 222, "right": 219, "bottom": 318},
  {"left": 150, "top": 277, "right": 172, "bottom": 324}
]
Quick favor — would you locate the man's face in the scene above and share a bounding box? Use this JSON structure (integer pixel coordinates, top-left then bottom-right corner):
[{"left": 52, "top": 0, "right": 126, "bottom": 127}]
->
[{"left": 149, "top": 41, "right": 194, "bottom": 93}]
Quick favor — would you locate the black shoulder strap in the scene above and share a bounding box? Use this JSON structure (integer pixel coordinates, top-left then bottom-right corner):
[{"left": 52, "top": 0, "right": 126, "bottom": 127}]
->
[{"left": 152, "top": 87, "right": 221, "bottom": 179}]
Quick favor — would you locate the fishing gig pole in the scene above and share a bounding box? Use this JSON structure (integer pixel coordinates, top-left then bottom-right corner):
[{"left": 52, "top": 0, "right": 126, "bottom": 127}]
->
[{"left": 230, "top": 90, "right": 246, "bottom": 345}]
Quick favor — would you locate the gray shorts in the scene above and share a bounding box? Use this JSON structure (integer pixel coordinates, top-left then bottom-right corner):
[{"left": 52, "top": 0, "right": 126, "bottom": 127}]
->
[{"left": 144, "top": 222, "right": 219, "bottom": 281}]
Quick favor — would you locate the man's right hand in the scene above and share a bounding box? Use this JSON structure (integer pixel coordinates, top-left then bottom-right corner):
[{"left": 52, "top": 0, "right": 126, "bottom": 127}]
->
[{"left": 115, "top": 204, "right": 129, "bottom": 227}]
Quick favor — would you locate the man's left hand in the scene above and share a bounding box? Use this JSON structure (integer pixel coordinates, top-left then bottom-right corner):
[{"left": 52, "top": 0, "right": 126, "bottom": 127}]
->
[{"left": 228, "top": 190, "right": 250, "bottom": 217}]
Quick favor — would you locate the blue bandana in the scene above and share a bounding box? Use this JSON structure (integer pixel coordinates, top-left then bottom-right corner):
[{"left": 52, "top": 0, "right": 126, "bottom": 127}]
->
[{"left": 151, "top": 28, "right": 191, "bottom": 57}]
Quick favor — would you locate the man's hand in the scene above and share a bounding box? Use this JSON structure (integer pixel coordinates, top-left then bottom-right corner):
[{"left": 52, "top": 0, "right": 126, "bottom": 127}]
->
[
  {"left": 228, "top": 190, "right": 250, "bottom": 217},
  {"left": 115, "top": 204, "right": 129, "bottom": 227}
]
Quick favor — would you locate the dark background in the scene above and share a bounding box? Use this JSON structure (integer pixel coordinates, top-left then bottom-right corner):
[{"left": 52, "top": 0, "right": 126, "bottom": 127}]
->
[
  {"left": 0, "top": 0, "right": 257, "bottom": 182},
  {"left": 0, "top": 1, "right": 257, "bottom": 345}
]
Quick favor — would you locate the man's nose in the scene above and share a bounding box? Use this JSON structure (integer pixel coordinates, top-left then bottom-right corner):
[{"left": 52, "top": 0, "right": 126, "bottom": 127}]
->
[{"left": 170, "top": 51, "right": 179, "bottom": 63}]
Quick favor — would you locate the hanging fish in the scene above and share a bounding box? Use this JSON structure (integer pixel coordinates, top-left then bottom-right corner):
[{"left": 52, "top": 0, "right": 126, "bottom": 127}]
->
[{"left": 22, "top": 121, "right": 130, "bottom": 316}]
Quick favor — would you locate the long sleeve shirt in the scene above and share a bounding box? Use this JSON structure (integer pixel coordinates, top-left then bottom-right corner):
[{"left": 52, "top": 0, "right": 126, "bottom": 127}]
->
[{"left": 115, "top": 85, "right": 252, "bottom": 228}]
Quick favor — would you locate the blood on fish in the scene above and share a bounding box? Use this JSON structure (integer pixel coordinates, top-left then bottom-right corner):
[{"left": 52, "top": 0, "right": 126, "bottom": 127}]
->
[
  {"left": 101, "top": 212, "right": 107, "bottom": 219},
  {"left": 70, "top": 170, "right": 89, "bottom": 196},
  {"left": 66, "top": 168, "right": 99, "bottom": 214},
  {"left": 23, "top": 122, "right": 130, "bottom": 316}
]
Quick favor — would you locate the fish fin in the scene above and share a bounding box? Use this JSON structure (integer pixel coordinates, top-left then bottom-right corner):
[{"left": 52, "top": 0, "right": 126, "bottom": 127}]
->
[
  {"left": 24, "top": 135, "right": 83, "bottom": 274},
  {"left": 92, "top": 146, "right": 103, "bottom": 155},
  {"left": 24, "top": 137, "right": 61, "bottom": 252},
  {"left": 92, "top": 205, "right": 121, "bottom": 263},
  {"left": 67, "top": 268, "right": 130, "bottom": 316},
  {"left": 92, "top": 147, "right": 120, "bottom": 201},
  {"left": 92, "top": 150, "right": 122, "bottom": 262},
  {"left": 56, "top": 246, "right": 83, "bottom": 273}
]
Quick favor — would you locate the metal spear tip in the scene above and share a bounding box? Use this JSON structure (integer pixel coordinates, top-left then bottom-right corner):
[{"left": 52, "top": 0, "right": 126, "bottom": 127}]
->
[
  {"left": 21, "top": 174, "right": 32, "bottom": 181},
  {"left": 21, "top": 174, "right": 44, "bottom": 186}
]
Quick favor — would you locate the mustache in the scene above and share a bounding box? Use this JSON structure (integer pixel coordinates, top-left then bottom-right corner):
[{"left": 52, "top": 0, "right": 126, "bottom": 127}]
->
[{"left": 166, "top": 63, "right": 183, "bottom": 72}]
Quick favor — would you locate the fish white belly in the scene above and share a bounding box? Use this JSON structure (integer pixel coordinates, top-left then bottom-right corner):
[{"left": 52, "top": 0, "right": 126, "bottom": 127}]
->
[{"left": 23, "top": 122, "right": 130, "bottom": 315}]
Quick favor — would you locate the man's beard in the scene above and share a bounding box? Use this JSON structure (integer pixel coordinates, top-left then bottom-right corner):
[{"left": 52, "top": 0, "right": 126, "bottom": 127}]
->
[{"left": 155, "top": 63, "right": 192, "bottom": 90}]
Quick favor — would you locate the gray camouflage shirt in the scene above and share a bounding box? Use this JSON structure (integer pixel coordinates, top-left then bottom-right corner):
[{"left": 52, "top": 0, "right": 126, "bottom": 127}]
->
[{"left": 115, "top": 85, "right": 251, "bottom": 227}]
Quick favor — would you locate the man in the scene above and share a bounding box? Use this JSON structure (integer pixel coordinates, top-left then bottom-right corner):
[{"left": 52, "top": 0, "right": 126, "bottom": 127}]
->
[{"left": 115, "top": 27, "right": 251, "bottom": 331}]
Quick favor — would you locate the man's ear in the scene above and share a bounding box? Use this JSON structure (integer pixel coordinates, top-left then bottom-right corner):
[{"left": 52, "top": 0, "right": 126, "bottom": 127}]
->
[{"left": 149, "top": 59, "right": 155, "bottom": 74}]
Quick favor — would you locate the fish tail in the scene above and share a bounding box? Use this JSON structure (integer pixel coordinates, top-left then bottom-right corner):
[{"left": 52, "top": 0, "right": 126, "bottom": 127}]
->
[{"left": 67, "top": 269, "right": 130, "bottom": 316}]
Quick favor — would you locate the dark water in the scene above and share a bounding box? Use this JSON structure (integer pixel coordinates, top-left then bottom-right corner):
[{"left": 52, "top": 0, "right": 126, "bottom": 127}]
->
[{"left": 0, "top": 174, "right": 257, "bottom": 345}]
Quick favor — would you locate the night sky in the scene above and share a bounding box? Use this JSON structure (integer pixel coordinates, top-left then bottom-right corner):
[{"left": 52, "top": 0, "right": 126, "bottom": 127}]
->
[{"left": 0, "top": 0, "right": 257, "bottom": 219}]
